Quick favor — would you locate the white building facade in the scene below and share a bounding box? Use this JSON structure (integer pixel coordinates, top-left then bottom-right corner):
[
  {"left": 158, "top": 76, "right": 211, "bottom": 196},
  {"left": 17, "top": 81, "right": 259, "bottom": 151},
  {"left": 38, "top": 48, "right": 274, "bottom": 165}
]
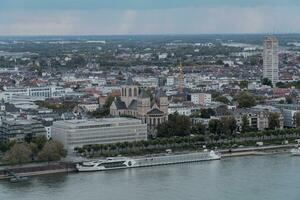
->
[
  {"left": 51, "top": 118, "right": 147, "bottom": 152},
  {"left": 2, "top": 86, "right": 66, "bottom": 101},
  {"left": 191, "top": 93, "right": 212, "bottom": 105}
]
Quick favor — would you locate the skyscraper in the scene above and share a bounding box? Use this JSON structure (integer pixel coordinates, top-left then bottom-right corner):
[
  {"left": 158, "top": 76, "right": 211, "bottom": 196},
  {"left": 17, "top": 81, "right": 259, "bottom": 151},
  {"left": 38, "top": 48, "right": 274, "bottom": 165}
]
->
[{"left": 263, "top": 36, "right": 279, "bottom": 85}]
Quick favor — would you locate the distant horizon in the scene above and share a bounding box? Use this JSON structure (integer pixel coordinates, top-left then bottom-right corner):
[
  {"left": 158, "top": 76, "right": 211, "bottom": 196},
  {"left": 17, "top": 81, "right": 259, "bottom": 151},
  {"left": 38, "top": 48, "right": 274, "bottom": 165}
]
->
[
  {"left": 1, "top": 0, "right": 300, "bottom": 35},
  {"left": 1, "top": 33, "right": 300, "bottom": 38}
]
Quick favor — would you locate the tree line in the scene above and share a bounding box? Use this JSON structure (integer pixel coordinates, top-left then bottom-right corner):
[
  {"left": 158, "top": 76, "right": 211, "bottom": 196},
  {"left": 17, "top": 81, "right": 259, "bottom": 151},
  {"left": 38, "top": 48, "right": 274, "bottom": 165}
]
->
[
  {"left": 156, "top": 112, "right": 282, "bottom": 139},
  {"left": 75, "top": 128, "right": 300, "bottom": 157},
  {"left": 0, "top": 136, "right": 67, "bottom": 165}
]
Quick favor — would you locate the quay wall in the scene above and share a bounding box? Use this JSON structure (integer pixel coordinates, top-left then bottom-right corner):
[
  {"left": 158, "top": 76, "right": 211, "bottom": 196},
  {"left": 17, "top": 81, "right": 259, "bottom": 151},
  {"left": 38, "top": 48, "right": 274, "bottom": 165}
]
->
[{"left": 0, "top": 162, "right": 76, "bottom": 180}]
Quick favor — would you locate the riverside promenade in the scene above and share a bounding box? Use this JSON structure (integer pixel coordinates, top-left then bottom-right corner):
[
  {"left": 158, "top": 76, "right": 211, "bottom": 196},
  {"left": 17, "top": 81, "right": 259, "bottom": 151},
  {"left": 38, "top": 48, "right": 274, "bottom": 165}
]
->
[{"left": 0, "top": 162, "right": 76, "bottom": 180}]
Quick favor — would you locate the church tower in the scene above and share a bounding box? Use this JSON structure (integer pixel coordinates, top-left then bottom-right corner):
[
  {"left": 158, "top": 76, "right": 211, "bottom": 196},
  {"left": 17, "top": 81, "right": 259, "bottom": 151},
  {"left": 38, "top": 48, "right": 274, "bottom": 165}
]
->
[
  {"left": 121, "top": 76, "right": 139, "bottom": 107},
  {"left": 137, "top": 90, "right": 151, "bottom": 122},
  {"left": 157, "top": 89, "right": 168, "bottom": 115}
]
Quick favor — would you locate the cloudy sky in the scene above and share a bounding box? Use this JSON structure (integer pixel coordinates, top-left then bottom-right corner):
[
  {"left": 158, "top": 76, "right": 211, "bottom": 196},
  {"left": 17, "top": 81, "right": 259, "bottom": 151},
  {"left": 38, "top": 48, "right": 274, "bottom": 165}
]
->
[{"left": 0, "top": 0, "right": 299, "bottom": 35}]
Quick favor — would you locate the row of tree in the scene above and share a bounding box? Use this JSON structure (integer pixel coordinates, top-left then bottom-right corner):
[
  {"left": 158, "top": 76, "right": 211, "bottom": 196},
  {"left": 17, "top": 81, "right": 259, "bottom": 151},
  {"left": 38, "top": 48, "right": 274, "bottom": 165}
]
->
[
  {"left": 75, "top": 128, "right": 300, "bottom": 157},
  {"left": 157, "top": 112, "right": 282, "bottom": 139},
  {"left": 1, "top": 136, "right": 67, "bottom": 165}
]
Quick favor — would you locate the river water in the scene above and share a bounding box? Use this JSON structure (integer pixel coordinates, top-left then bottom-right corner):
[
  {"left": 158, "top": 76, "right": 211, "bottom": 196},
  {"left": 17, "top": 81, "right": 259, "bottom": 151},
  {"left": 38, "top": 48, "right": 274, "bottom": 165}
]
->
[{"left": 1, "top": 154, "right": 300, "bottom": 200}]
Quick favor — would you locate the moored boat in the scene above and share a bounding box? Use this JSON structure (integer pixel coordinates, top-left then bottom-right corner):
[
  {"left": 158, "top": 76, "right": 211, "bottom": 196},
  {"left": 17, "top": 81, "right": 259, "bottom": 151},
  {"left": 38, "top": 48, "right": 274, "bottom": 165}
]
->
[
  {"left": 291, "top": 147, "right": 300, "bottom": 156},
  {"left": 76, "top": 150, "right": 221, "bottom": 172},
  {"left": 76, "top": 157, "right": 137, "bottom": 172}
]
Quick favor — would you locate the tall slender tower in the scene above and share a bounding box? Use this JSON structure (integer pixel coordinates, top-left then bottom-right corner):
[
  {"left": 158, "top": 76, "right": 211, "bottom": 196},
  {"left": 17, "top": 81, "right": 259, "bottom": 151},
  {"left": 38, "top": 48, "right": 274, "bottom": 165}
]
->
[
  {"left": 178, "top": 62, "right": 184, "bottom": 94},
  {"left": 263, "top": 36, "right": 279, "bottom": 85}
]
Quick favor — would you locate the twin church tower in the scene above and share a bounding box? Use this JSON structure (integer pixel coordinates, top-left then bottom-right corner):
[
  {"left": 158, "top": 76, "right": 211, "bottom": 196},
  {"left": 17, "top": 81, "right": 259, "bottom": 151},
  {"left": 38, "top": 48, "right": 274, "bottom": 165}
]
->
[{"left": 110, "top": 77, "right": 168, "bottom": 134}]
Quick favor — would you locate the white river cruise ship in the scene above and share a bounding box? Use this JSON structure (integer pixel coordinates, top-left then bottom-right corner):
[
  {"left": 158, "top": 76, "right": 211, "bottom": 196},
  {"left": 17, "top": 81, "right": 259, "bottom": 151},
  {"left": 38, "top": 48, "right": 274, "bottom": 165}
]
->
[{"left": 76, "top": 150, "right": 221, "bottom": 172}]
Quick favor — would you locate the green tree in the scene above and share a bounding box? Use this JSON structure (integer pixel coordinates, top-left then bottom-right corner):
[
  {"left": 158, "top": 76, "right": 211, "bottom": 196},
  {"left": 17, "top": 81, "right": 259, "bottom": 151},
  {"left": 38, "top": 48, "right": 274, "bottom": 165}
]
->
[
  {"left": 276, "top": 82, "right": 287, "bottom": 88},
  {"left": 268, "top": 113, "right": 281, "bottom": 130},
  {"left": 156, "top": 122, "right": 173, "bottom": 138},
  {"left": 241, "top": 115, "right": 251, "bottom": 133},
  {"left": 262, "top": 78, "right": 273, "bottom": 87},
  {"left": 33, "top": 135, "right": 47, "bottom": 150},
  {"left": 216, "top": 105, "right": 231, "bottom": 116},
  {"left": 249, "top": 56, "right": 258, "bottom": 66},
  {"left": 3, "top": 143, "right": 32, "bottom": 165},
  {"left": 29, "top": 143, "right": 39, "bottom": 158},
  {"left": 216, "top": 60, "right": 224, "bottom": 65},
  {"left": 236, "top": 91, "right": 256, "bottom": 108},
  {"left": 190, "top": 111, "right": 201, "bottom": 118},
  {"left": 239, "top": 80, "right": 248, "bottom": 89},
  {"left": 103, "top": 96, "right": 115, "bottom": 109},
  {"left": 191, "top": 123, "right": 206, "bottom": 135},
  {"left": 215, "top": 96, "right": 230, "bottom": 104},
  {"left": 208, "top": 119, "right": 223, "bottom": 135},
  {"left": 200, "top": 108, "right": 216, "bottom": 118},
  {"left": 89, "top": 96, "right": 115, "bottom": 118},
  {"left": 221, "top": 116, "right": 237, "bottom": 135},
  {"left": 0, "top": 142, "right": 9, "bottom": 153},
  {"left": 38, "top": 140, "right": 67, "bottom": 162},
  {"left": 157, "top": 113, "right": 191, "bottom": 137}
]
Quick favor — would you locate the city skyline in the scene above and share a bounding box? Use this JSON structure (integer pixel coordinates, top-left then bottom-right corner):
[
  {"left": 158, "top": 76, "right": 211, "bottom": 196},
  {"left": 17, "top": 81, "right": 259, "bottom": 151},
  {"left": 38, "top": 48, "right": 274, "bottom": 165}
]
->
[{"left": 1, "top": 0, "right": 300, "bottom": 35}]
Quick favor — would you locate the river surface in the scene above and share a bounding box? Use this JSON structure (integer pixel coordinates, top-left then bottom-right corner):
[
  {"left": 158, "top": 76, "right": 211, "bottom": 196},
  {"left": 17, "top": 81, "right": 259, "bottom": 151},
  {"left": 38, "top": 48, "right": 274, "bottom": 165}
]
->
[{"left": 1, "top": 154, "right": 300, "bottom": 200}]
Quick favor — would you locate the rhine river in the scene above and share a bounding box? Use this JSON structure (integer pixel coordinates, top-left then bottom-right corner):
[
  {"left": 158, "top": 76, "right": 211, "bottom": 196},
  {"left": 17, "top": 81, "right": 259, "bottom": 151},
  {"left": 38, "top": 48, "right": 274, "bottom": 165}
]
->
[{"left": 1, "top": 154, "right": 300, "bottom": 200}]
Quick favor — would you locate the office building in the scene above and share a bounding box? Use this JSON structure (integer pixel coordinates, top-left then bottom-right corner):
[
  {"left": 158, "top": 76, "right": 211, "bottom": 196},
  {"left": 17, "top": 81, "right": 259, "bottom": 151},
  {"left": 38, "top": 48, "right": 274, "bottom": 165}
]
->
[
  {"left": 51, "top": 118, "right": 147, "bottom": 151},
  {"left": 2, "top": 86, "right": 66, "bottom": 101},
  {"left": 190, "top": 93, "right": 212, "bottom": 105},
  {"left": 263, "top": 36, "right": 279, "bottom": 85},
  {"left": 0, "top": 119, "right": 46, "bottom": 142}
]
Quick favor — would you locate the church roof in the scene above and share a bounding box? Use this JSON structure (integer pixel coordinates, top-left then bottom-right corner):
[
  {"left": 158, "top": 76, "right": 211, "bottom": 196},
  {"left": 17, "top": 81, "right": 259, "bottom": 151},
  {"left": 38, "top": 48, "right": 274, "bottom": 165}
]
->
[
  {"left": 114, "top": 99, "right": 127, "bottom": 110},
  {"left": 126, "top": 76, "right": 134, "bottom": 85},
  {"left": 147, "top": 108, "right": 164, "bottom": 115},
  {"left": 156, "top": 89, "right": 167, "bottom": 98},
  {"left": 128, "top": 99, "right": 138, "bottom": 110},
  {"left": 4, "top": 103, "right": 19, "bottom": 113}
]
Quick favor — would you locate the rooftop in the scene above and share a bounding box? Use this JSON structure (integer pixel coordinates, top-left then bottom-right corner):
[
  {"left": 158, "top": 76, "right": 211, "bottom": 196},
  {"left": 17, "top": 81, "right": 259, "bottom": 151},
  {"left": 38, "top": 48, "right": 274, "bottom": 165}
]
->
[{"left": 53, "top": 117, "right": 143, "bottom": 128}]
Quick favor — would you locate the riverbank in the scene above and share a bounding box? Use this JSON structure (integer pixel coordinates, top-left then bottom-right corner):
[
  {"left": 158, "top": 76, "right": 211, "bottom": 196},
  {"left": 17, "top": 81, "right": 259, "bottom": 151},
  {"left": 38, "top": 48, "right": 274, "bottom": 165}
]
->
[
  {"left": 0, "top": 162, "right": 76, "bottom": 180},
  {"left": 220, "top": 144, "right": 293, "bottom": 157},
  {"left": 0, "top": 144, "right": 296, "bottom": 180}
]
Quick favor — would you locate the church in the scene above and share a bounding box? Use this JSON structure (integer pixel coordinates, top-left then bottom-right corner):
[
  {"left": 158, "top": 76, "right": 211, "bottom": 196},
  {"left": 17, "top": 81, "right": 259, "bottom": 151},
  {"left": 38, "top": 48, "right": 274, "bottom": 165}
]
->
[{"left": 110, "top": 77, "right": 168, "bottom": 135}]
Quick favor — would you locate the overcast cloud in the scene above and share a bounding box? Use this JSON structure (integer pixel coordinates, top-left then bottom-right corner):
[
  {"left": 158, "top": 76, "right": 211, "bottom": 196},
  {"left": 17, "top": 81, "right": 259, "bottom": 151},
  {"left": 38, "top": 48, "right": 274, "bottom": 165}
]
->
[{"left": 0, "top": 0, "right": 299, "bottom": 35}]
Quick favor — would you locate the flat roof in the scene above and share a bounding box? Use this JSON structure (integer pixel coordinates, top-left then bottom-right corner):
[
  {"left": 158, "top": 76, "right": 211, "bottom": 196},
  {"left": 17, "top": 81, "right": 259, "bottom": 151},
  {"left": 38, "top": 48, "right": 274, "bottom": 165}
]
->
[
  {"left": 2, "top": 119, "right": 40, "bottom": 125},
  {"left": 53, "top": 117, "right": 142, "bottom": 128}
]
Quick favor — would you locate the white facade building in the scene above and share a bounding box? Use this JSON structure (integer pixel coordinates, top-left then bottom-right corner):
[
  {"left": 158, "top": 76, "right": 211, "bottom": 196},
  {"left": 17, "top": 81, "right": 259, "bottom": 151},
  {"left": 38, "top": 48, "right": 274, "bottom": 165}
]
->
[
  {"left": 51, "top": 118, "right": 147, "bottom": 152},
  {"left": 166, "top": 76, "right": 175, "bottom": 86},
  {"left": 133, "top": 77, "right": 159, "bottom": 88},
  {"left": 191, "top": 93, "right": 212, "bottom": 105},
  {"left": 78, "top": 103, "right": 99, "bottom": 112},
  {"left": 2, "top": 86, "right": 66, "bottom": 101},
  {"left": 168, "top": 103, "right": 194, "bottom": 116}
]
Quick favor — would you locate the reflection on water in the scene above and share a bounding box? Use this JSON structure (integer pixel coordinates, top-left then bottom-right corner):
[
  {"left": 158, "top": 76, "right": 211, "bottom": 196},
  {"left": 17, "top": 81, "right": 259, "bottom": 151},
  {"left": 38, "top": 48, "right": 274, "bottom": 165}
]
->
[
  {"left": 1, "top": 155, "right": 300, "bottom": 200},
  {"left": 35, "top": 173, "right": 68, "bottom": 187}
]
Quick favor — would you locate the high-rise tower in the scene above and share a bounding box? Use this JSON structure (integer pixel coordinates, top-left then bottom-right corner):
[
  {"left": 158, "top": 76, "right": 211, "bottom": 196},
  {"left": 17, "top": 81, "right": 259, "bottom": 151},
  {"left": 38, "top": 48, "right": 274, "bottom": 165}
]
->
[{"left": 263, "top": 36, "right": 279, "bottom": 85}]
